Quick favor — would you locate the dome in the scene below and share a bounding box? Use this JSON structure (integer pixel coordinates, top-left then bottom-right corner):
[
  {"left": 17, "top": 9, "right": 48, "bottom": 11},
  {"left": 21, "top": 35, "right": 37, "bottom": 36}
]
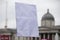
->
[{"left": 42, "top": 9, "right": 54, "bottom": 21}]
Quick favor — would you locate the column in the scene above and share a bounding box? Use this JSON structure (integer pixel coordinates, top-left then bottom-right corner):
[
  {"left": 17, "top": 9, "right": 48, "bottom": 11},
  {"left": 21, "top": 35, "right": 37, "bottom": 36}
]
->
[
  {"left": 25, "top": 37, "right": 28, "bottom": 40},
  {"left": 35, "top": 37, "right": 37, "bottom": 40},
  {"left": 39, "top": 34, "right": 41, "bottom": 40},
  {"left": 52, "top": 34, "right": 55, "bottom": 40},
  {"left": 23, "top": 37, "right": 27, "bottom": 40},
  {"left": 43, "top": 34, "right": 45, "bottom": 39},
  {"left": 48, "top": 34, "right": 49, "bottom": 40},
  {"left": 55, "top": 33, "right": 59, "bottom": 40},
  {"left": 27, "top": 37, "right": 30, "bottom": 40},
  {"left": 15, "top": 36, "right": 18, "bottom": 40},
  {"left": 18, "top": 36, "right": 20, "bottom": 40},
  {"left": 12, "top": 34, "right": 15, "bottom": 40},
  {"left": 31, "top": 37, "right": 33, "bottom": 40},
  {"left": 9, "top": 35, "right": 11, "bottom": 40},
  {"left": 19, "top": 37, "right": 24, "bottom": 40}
]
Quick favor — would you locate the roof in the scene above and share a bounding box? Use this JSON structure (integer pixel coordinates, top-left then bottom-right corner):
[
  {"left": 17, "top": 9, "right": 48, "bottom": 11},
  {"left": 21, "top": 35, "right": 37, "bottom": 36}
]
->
[
  {"left": 42, "top": 9, "right": 54, "bottom": 21},
  {"left": 0, "top": 28, "right": 16, "bottom": 33}
]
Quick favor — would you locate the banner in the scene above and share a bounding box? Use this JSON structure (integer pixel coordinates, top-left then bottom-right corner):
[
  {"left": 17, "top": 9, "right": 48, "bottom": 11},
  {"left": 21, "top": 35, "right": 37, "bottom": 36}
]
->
[{"left": 15, "top": 3, "right": 39, "bottom": 37}]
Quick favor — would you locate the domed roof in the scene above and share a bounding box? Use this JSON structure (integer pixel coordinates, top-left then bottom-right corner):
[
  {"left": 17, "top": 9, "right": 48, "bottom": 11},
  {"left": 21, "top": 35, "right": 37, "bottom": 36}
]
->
[{"left": 42, "top": 9, "right": 54, "bottom": 21}]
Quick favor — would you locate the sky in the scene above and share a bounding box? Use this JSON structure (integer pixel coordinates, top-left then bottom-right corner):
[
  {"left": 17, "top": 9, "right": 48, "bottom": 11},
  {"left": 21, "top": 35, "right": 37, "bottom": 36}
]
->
[{"left": 0, "top": 0, "right": 60, "bottom": 29}]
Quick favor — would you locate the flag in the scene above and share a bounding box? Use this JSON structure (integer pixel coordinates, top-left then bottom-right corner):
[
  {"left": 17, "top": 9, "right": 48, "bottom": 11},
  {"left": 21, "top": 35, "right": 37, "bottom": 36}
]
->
[{"left": 15, "top": 3, "right": 39, "bottom": 37}]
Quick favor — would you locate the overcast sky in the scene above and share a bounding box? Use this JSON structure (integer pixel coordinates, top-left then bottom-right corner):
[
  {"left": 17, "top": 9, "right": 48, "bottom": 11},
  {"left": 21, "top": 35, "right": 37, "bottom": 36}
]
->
[{"left": 0, "top": 0, "right": 60, "bottom": 28}]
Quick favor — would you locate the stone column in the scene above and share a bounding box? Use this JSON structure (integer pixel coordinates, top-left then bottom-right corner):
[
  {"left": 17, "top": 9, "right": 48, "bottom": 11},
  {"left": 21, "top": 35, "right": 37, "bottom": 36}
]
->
[
  {"left": 27, "top": 37, "right": 30, "bottom": 40},
  {"left": 48, "top": 34, "right": 49, "bottom": 40},
  {"left": 31, "top": 37, "right": 33, "bottom": 40},
  {"left": 43, "top": 34, "right": 45, "bottom": 39},
  {"left": 19, "top": 37, "right": 24, "bottom": 40},
  {"left": 55, "top": 33, "right": 59, "bottom": 40},
  {"left": 52, "top": 34, "right": 55, "bottom": 40},
  {"left": 26, "top": 37, "right": 27, "bottom": 40},
  {"left": 16, "top": 37, "right": 18, "bottom": 40},
  {"left": 25, "top": 37, "right": 28, "bottom": 40},
  {"left": 18, "top": 36, "right": 20, "bottom": 40},
  {"left": 39, "top": 34, "right": 41, "bottom": 40},
  {"left": 35, "top": 37, "right": 37, "bottom": 40},
  {"left": 12, "top": 34, "right": 15, "bottom": 40},
  {"left": 9, "top": 35, "right": 12, "bottom": 40},
  {"left": 23, "top": 37, "right": 27, "bottom": 40}
]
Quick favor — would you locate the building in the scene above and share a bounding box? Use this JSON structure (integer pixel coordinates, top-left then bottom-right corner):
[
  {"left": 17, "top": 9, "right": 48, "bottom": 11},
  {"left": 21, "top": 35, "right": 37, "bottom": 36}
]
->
[
  {"left": 0, "top": 9, "right": 60, "bottom": 40},
  {"left": 39, "top": 9, "right": 60, "bottom": 40}
]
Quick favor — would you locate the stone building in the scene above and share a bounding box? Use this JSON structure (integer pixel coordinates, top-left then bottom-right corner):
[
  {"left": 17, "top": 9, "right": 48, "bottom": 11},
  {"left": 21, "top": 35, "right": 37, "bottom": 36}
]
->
[
  {"left": 0, "top": 9, "right": 60, "bottom": 40},
  {"left": 39, "top": 9, "right": 60, "bottom": 40}
]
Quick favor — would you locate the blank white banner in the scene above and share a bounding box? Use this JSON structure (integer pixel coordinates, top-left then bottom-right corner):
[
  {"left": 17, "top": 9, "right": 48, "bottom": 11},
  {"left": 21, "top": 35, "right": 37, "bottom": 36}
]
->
[{"left": 15, "top": 3, "right": 39, "bottom": 37}]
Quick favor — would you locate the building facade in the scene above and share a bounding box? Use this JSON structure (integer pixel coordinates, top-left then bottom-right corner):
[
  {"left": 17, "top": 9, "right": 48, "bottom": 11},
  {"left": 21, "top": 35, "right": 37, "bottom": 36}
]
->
[{"left": 0, "top": 9, "right": 60, "bottom": 40}]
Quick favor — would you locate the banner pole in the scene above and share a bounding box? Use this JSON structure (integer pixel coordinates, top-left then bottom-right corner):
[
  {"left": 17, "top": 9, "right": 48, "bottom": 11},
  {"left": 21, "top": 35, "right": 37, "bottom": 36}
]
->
[{"left": 5, "top": 0, "right": 8, "bottom": 29}]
